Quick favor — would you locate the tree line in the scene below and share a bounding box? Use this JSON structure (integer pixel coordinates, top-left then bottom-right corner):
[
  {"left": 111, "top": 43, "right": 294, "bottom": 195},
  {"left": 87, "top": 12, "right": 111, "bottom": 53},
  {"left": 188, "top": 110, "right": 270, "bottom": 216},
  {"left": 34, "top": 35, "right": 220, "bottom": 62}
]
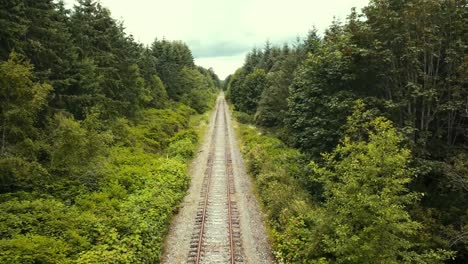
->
[
  {"left": 227, "top": 0, "right": 467, "bottom": 262},
  {"left": 0, "top": 0, "right": 219, "bottom": 262}
]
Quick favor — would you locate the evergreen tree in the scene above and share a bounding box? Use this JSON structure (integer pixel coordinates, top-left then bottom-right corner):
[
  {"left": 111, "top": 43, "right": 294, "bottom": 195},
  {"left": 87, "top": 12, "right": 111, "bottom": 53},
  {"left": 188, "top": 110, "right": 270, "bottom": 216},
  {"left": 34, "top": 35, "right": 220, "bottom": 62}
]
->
[
  {"left": 237, "top": 69, "right": 268, "bottom": 114},
  {"left": 151, "top": 39, "right": 195, "bottom": 100},
  {"left": 0, "top": 0, "right": 28, "bottom": 60},
  {"left": 0, "top": 53, "right": 51, "bottom": 157},
  {"left": 0, "top": 53, "right": 52, "bottom": 193},
  {"left": 146, "top": 75, "right": 168, "bottom": 109},
  {"left": 310, "top": 106, "right": 452, "bottom": 263}
]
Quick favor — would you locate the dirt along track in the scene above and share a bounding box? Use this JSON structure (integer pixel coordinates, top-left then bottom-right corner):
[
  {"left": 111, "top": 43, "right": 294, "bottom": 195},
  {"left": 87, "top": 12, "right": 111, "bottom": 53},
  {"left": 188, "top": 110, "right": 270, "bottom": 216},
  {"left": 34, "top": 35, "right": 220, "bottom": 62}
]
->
[{"left": 162, "top": 94, "right": 273, "bottom": 263}]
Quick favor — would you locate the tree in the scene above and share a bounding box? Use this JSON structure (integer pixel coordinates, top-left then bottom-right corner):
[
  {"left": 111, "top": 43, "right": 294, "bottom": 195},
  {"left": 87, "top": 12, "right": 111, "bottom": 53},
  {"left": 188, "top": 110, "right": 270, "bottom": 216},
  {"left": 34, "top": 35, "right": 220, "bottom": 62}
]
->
[
  {"left": 302, "top": 27, "right": 321, "bottom": 55},
  {"left": 0, "top": 53, "right": 52, "bottom": 193},
  {"left": 362, "top": 0, "right": 467, "bottom": 150},
  {"left": 226, "top": 68, "right": 245, "bottom": 109},
  {"left": 146, "top": 75, "right": 168, "bottom": 109},
  {"left": 0, "top": 1, "right": 219, "bottom": 262},
  {"left": 256, "top": 45, "right": 303, "bottom": 127},
  {"left": 226, "top": 0, "right": 467, "bottom": 261},
  {"left": 237, "top": 69, "right": 268, "bottom": 114},
  {"left": 69, "top": 0, "right": 150, "bottom": 117},
  {"left": 0, "top": 53, "right": 51, "bottom": 157},
  {"left": 60, "top": 57, "right": 103, "bottom": 120},
  {"left": 255, "top": 71, "right": 288, "bottom": 127},
  {"left": 286, "top": 38, "right": 355, "bottom": 157},
  {"left": 180, "top": 67, "right": 216, "bottom": 113},
  {"left": 310, "top": 109, "right": 452, "bottom": 263},
  {"left": 0, "top": 0, "right": 28, "bottom": 60},
  {"left": 151, "top": 39, "right": 195, "bottom": 100}
]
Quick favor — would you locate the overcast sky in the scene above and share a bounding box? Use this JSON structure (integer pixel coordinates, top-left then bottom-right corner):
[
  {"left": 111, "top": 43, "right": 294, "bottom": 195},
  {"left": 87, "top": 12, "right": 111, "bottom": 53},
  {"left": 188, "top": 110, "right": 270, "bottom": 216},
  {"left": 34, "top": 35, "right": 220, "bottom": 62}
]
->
[{"left": 64, "top": 0, "right": 370, "bottom": 79}]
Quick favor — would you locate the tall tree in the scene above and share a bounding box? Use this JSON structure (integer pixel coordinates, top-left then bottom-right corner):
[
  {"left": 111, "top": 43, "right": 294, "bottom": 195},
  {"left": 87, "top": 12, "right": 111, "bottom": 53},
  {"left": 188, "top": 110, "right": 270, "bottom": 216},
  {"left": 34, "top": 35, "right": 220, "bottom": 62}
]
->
[
  {"left": 0, "top": 53, "right": 51, "bottom": 157},
  {"left": 237, "top": 69, "right": 268, "bottom": 114},
  {"left": 311, "top": 108, "right": 452, "bottom": 263}
]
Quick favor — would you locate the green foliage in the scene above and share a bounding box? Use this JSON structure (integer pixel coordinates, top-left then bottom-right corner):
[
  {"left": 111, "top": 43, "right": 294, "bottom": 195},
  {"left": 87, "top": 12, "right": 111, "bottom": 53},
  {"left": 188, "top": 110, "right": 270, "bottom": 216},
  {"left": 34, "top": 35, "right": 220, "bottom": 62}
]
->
[
  {"left": 146, "top": 75, "right": 169, "bottom": 109},
  {"left": 237, "top": 123, "right": 319, "bottom": 262},
  {"left": 287, "top": 38, "right": 356, "bottom": 157},
  {"left": 170, "top": 129, "right": 198, "bottom": 145},
  {"left": 0, "top": 197, "right": 94, "bottom": 257},
  {"left": 236, "top": 111, "right": 453, "bottom": 262},
  {"left": 180, "top": 67, "right": 217, "bottom": 113},
  {"left": 231, "top": 68, "right": 268, "bottom": 114},
  {"left": 0, "top": 105, "right": 199, "bottom": 263},
  {"left": 150, "top": 39, "right": 196, "bottom": 101},
  {"left": 166, "top": 129, "right": 199, "bottom": 161},
  {"left": 255, "top": 71, "right": 289, "bottom": 127},
  {"left": 228, "top": 0, "right": 467, "bottom": 261},
  {"left": 127, "top": 105, "right": 194, "bottom": 152},
  {"left": 167, "top": 138, "right": 196, "bottom": 161},
  {"left": 233, "top": 111, "right": 254, "bottom": 124},
  {"left": 0, "top": 52, "right": 52, "bottom": 157},
  {"left": 48, "top": 113, "right": 108, "bottom": 176},
  {"left": 0, "top": 157, "right": 49, "bottom": 193},
  {"left": 228, "top": 43, "right": 304, "bottom": 128},
  {"left": 0, "top": 234, "right": 72, "bottom": 264},
  {"left": 0, "top": 1, "right": 218, "bottom": 262},
  {"left": 310, "top": 115, "right": 452, "bottom": 262}
]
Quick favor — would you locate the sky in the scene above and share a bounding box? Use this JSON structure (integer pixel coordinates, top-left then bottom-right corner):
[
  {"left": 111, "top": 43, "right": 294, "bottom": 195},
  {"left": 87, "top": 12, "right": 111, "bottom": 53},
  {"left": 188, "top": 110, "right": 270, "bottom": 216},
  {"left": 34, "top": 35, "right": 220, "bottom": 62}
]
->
[{"left": 63, "top": 0, "right": 370, "bottom": 79}]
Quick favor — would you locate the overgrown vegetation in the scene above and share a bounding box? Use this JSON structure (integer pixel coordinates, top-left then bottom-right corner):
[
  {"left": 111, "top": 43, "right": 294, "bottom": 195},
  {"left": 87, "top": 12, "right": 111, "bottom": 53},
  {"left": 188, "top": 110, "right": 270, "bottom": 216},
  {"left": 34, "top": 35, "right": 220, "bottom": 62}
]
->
[
  {"left": 229, "top": 0, "right": 466, "bottom": 262},
  {"left": 0, "top": 0, "right": 218, "bottom": 262},
  {"left": 237, "top": 107, "right": 454, "bottom": 263}
]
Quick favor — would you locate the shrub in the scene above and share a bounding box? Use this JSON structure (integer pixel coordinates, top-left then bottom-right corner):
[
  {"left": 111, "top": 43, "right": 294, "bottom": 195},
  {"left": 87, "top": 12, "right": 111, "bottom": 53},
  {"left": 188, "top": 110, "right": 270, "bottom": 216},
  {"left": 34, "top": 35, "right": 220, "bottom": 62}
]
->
[
  {"left": 234, "top": 111, "right": 254, "bottom": 124},
  {"left": 167, "top": 138, "right": 195, "bottom": 161},
  {"left": 236, "top": 122, "right": 315, "bottom": 262},
  {"left": 0, "top": 105, "right": 201, "bottom": 263}
]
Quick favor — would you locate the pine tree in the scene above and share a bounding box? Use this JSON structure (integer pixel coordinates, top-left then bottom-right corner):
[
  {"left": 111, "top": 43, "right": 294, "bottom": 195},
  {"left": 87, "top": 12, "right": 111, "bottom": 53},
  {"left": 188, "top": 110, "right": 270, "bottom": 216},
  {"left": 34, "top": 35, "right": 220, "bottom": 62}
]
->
[
  {"left": 237, "top": 69, "right": 268, "bottom": 114},
  {"left": 0, "top": 52, "right": 52, "bottom": 156},
  {"left": 0, "top": 0, "right": 29, "bottom": 60}
]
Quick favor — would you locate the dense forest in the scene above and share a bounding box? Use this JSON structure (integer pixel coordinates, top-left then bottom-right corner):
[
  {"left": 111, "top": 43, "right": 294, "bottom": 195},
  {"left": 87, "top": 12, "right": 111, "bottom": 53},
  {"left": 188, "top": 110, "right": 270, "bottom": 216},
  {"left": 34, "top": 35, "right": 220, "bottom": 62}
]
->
[
  {"left": 0, "top": 0, "right": 219, "bottom": 262},
  {"left": 227, "top": 0, "right": 467, "bottom": 263}
]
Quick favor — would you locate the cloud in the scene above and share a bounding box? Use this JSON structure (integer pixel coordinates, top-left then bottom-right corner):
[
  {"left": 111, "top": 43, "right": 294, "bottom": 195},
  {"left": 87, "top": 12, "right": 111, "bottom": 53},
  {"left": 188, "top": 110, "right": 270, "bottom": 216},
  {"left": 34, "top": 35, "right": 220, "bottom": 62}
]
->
[
  {"left": 189, "top": 41, "right": 251, "bottom": 58},
  {"left": 63, "top": 0, "right": 371, "bottom": 79},
  {"left": 195, "top": 55, "right": 246, "bottom": 80},
  {"left": 188, "top": 35, "right": 299, "bottom": 59}
]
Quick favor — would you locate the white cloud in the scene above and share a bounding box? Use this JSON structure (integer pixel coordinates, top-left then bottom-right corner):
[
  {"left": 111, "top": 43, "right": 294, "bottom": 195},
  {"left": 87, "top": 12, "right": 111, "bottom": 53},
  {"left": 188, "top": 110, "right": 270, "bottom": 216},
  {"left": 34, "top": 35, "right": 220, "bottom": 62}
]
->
[
  {"left": 64, "top": 0, "right": 370, "bottom": 79},
  {"left": 195, "top": 55, "right": 246, "bottom": 81}
]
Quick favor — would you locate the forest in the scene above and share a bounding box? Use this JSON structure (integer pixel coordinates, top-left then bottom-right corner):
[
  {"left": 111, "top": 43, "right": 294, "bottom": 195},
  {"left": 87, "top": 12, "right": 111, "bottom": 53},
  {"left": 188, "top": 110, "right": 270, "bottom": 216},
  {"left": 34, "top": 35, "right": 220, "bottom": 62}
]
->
[
  {"left": 0, "top": 0, "right": 219, "bottom": 262},
  {"left": 226, "top": 0, "right": 467, "bottom": 263},
  {"left": 1, "top": 0, "right": 467, "bottom": 263}
]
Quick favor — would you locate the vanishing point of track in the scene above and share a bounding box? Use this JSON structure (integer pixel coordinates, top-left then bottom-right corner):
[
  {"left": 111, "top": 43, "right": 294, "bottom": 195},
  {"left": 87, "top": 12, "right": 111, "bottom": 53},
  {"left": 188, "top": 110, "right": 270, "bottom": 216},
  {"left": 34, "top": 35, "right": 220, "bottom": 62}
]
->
[{"left": 187, "top": 99, "right": 243, "bottom": 263}]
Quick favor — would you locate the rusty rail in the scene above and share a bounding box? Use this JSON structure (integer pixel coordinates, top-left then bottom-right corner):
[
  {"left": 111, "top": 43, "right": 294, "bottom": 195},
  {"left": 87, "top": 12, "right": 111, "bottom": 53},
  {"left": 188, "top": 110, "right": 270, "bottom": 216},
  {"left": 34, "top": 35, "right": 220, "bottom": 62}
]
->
[{"left": 188, "top": 99, "right": 243, "bottom": 263}]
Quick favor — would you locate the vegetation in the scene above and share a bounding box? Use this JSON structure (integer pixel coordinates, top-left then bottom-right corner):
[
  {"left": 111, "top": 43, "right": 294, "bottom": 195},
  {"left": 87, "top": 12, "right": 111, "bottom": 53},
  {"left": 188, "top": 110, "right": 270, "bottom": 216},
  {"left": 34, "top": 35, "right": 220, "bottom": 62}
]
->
[
  {"left": 237, "top": 107, "right": 454, "bottom": 263},
  {"left": 229, "top": 0, "right": 466, "bottom": 262},
  {"left": 0, "top": 0, "right": 218, "bottom": 263}
]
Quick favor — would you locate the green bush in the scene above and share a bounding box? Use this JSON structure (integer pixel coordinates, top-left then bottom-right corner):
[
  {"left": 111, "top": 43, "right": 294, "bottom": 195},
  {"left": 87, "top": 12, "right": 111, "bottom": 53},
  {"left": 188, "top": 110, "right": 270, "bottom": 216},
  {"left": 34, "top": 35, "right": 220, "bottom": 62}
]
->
[
  {"left": 170, "top": 129, "right": 198, "bottom": 144},
  {"left": 233, "top": 111, "right": 254, "bottom": 124},
  {"left": 167, "top": 138, "right": 195, "bottom": 161},
  {"left": 0, "top": 234, "right": 72, "bottom": 264},
  {"left": 236, "top": 114, "right": 452, "bottom": 263},
  {"left": 237, "top": 123, "right": 315, "bottom": 262},
  {"left": 0, "top": 105, "right": 202, "bottom": 263}
]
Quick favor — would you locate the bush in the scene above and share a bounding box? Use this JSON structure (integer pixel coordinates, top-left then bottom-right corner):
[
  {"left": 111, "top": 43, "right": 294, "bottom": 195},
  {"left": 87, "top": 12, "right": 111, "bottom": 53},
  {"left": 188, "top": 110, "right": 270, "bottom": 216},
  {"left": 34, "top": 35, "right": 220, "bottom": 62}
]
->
[
  {"left": 233, "top": 111, "right": 254, "bottom": 124},
  {"left": 0, "top": 106, "right": 200, "bottom": 263},
  {"left": 0, "top": 234, "right": 72, "bottom": 264},
  {"left": 167, "top": 138, "right": 195, "bottom": 161},
  {"left": 237, "top": 123, "right": 315, "bottom": 262},
  {"left": 236, "top": 114, "right": 452, "bottom": 263},
  {"left": 170, "top": 129, "right": 198, "bottom": 144}
]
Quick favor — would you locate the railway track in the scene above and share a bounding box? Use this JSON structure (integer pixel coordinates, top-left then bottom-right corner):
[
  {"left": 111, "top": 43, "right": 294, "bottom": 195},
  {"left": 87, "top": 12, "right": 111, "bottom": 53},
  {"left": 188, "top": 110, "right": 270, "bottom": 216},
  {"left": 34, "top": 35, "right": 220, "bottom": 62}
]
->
[{"left": 188, "top": 99, "right": 244, "bottom": 263}]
